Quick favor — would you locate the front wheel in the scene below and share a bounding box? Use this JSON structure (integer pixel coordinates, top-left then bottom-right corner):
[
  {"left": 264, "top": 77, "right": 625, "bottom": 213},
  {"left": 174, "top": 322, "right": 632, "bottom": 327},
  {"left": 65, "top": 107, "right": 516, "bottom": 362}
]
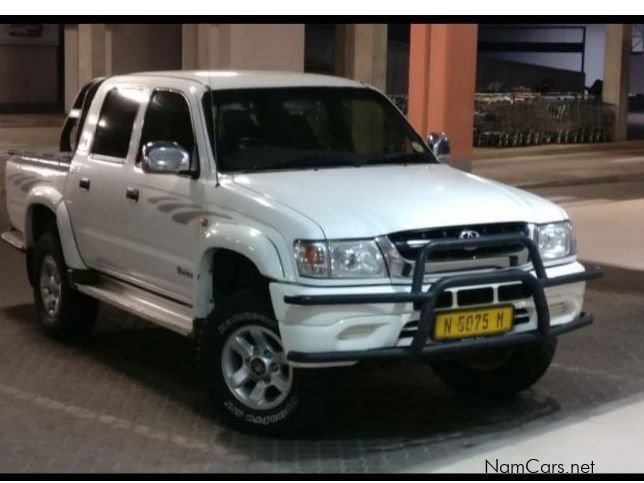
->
[
  {"left": 197, "top": 290, "right": 333, "bottom": 435},
  {"left": 431, "top": 338, "right": 557, "bottom": 398}
]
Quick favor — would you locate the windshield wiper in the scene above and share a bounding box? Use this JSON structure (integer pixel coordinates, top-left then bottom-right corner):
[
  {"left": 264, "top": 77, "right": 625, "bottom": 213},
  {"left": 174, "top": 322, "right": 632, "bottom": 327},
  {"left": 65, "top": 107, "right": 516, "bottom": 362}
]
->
[
  {"left": 365, "top": 152, "right": 436, "bottom": 166},
  {"left": 241, "top": 154, "right": 362, "bottom": 172}
]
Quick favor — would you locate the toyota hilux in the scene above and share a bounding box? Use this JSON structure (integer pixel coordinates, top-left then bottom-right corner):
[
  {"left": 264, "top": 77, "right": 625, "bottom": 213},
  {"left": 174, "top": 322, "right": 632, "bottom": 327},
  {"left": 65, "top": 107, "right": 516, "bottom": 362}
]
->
[{"left": 2, "top": 71, "right": 601, "bottom": 433}]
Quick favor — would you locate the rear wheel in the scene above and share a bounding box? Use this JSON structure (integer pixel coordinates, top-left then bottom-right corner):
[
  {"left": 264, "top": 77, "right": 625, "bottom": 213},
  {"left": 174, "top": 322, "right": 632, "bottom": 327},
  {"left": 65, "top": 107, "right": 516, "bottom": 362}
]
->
[
  {"left": 431, "top": 338, "right": 557, "bottom": 398},
  {"left": 32, "top": 226, "right": 99, "bottom": 336},
  {"left": 197, "top": 290, "right": 333, "bottom": 435}
]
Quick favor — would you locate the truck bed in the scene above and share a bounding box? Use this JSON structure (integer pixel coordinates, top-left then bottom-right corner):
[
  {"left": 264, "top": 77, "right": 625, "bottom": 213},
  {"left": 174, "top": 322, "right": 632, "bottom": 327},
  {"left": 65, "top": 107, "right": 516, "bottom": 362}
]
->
[
  {"left": 4, "top": 150, "right": 71, "bottom": 239},
  {"left": 6, "top": 150, "right": 72, "bottom": 170}
]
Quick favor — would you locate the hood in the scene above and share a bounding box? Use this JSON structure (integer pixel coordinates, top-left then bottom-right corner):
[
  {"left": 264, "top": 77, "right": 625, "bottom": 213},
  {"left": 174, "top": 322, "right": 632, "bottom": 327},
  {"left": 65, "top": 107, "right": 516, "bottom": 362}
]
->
[{"left": 232, "top": 164, "right": 567, "bottom": 239}]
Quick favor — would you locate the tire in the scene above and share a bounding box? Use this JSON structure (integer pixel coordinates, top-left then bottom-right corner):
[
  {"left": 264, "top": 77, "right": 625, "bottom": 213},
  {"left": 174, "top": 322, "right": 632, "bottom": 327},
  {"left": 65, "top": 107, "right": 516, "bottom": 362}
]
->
[
  {"left": 197, "top": 290, "right": 332, "bottom": 436},
  {"left": 32, "top": 225, "right": 99, "bottom": 336},
  {"left": 431, "top": 338, "right": 557, "bottom": 398}
]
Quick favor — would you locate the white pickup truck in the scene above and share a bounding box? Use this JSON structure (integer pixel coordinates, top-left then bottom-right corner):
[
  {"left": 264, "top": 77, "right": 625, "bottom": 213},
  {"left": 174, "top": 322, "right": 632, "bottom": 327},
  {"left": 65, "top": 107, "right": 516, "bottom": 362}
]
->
[{"left": 3, "top": 71, "right": 601, "bottom": 434}]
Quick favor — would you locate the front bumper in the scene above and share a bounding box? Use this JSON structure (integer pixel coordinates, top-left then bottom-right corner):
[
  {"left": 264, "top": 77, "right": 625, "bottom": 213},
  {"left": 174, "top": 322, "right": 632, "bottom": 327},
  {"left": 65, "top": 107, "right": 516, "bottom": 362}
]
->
[{"left": 274, "top": 234, "right": 602, "bottom": 365}]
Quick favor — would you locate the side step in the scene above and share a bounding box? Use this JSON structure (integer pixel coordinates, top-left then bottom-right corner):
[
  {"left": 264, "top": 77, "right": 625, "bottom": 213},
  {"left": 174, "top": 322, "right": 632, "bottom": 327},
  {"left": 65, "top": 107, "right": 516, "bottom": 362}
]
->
[
  {"left": 1, "top": 229, "right": 26, "bottom": 251},
  {"left": 75, "top": 275, "right": 193, "bottom": 337}
]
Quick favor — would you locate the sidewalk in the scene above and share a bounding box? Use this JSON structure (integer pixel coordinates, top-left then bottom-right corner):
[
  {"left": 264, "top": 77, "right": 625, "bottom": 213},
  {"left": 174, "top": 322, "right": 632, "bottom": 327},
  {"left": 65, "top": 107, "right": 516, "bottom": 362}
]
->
[
  {"left": 407, "top": 392, "right": 644, "bottom": 473},
  {"left": 472, "top": 142, "right": 644, "bottom": 272},
  {"left": 472, "top": 140, "right": 644, "bottom": 189},
  {"left": 473, "top": 139, "right": 644, "bottom": 161},
  {"left": 0, "top": 113, "right": 64, "bottom": 128}
]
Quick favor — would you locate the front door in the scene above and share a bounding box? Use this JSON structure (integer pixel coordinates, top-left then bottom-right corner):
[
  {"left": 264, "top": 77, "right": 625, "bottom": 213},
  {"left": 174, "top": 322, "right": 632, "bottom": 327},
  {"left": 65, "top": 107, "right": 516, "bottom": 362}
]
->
[{"left": 118, "top": 88, "right": 204, "bottom": 303}]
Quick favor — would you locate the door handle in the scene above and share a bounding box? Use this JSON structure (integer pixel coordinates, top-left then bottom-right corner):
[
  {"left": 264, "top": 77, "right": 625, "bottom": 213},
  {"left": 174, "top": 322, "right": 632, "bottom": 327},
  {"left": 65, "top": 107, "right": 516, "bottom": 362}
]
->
[
  {"left": 79, "top": 178, "right": 90, "bottom": 190},
  {"left": 126, "top": 187, "right": 140, "bottom": 202}
]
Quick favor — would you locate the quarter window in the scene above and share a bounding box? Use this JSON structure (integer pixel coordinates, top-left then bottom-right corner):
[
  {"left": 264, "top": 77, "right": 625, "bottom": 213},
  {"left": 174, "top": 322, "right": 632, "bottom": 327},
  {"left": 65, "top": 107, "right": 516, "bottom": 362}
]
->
[{"left": 91, "top": 87, "right": 142, "bottom": 159}]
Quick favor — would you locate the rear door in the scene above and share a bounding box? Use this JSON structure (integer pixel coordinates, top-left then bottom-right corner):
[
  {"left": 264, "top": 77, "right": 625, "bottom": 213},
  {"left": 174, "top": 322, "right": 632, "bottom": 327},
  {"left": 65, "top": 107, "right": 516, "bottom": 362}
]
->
[{"left": 65, "top": 83, "right": 146, "bottom": 275}]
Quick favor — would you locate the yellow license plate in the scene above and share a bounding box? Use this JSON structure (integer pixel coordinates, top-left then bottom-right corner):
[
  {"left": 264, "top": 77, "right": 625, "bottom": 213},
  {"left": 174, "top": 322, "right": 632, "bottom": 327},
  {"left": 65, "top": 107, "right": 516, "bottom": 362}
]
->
[{"left": 434, "top": 305, "right": 514, "bottom": 341}]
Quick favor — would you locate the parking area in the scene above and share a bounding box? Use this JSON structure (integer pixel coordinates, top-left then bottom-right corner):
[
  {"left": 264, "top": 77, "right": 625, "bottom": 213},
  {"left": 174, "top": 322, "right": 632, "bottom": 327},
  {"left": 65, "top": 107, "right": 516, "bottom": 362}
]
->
[
  {"left": 1, "top": 18, "right": 644, "bottom": 475},
  {"left": 1, "top": 236, "right": 641, "bottom": 473},
  {"left": 1, "top": 166, "right": 644, "bottom": 473}
]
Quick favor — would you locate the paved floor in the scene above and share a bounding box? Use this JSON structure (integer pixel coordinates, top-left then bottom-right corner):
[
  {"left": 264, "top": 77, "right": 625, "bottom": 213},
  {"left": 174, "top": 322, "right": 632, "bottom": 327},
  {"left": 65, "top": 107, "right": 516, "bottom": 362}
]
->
[
  {"left": 473, "top": 142, "right": 644, "bottom": 189},
  {"left": 414, "top": 394, "right": 644, "bottom": 474},
  {"left": 2, "top": 129, "right": 644, "bottom": 473}
]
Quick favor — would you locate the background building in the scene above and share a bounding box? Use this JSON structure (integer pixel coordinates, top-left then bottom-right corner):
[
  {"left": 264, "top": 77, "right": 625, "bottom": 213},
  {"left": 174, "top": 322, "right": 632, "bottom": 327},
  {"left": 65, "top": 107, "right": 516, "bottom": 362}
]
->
[{"left": 0, "top": 23, "right": 640, "bottom": 169}]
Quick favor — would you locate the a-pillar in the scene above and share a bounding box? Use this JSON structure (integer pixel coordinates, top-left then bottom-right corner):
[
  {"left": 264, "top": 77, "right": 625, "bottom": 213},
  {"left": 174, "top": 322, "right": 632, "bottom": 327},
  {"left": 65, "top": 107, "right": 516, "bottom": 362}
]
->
[
  {"left": 407, "top": 24, "right": 478, "bottom": 171},
  {"left": 603, "top": 24, "right": 632, "bottom": 141},
  {"left": 335, "top": 24, "right": 388, "bottom": 92}
]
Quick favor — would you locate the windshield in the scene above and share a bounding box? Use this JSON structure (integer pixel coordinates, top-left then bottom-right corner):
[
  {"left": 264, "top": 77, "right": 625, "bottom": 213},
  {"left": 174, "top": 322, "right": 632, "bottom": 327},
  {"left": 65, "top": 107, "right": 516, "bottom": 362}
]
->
[{"left": 207, "top": 87, "right": 436, "bottom": 173}]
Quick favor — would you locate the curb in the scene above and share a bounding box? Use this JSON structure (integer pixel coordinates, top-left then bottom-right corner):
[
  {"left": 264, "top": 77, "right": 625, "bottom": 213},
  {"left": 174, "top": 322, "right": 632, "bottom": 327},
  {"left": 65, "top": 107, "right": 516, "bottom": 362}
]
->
[
  {"left": 473, "top": 140, "right": 644, "bottom": 161},
  {"left": 513, "top": 173, "right": 644, "bottom": 190},
  {"left": 584, "top": 262, "right": 644, "bottom": 293}
]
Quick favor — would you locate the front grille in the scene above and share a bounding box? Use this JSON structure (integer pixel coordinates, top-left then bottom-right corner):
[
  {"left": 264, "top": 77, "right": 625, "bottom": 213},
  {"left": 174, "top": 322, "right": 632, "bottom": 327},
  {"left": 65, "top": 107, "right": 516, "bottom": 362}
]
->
[
  {"left": 397, "top": 281, "right": 534, "bottom": 344},
  {"left": 498, "top": 283, "right": 532, "bottom": 301},
  {"left": 389, "top": 222, "right": 529, "bottom": 263},
  {"left": 457, "top": 287, "right": 494, "bottom": 306}
]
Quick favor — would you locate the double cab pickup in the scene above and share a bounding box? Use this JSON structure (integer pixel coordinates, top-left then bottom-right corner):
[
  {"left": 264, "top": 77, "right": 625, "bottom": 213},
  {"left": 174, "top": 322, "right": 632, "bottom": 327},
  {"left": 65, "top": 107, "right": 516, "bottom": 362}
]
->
[{"left": 2, "top": 71, "right": 601, "bottom": 433}]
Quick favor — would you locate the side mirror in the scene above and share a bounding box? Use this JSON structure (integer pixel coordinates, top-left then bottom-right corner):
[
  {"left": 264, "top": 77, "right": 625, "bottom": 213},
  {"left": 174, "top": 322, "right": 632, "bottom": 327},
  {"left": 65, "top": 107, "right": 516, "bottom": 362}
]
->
[
  {"left": 141, "top": 141, "right": 190, "bottom": 174},
  {"left": 427, "top": 132, "right": 450, "bottom": 163}
]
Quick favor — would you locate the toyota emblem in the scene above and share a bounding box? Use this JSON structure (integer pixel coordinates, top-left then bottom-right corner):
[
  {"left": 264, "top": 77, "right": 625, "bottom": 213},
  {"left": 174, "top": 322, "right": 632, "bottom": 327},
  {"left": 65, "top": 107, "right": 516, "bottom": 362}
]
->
[{"left": 459, "top": 229, "right": 480, "bottom": 240}]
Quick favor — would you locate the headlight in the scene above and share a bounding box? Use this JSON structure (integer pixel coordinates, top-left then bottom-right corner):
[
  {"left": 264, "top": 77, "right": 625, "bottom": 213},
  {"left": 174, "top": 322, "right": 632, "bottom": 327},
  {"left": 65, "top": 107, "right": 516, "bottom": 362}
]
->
[
  {"left": 533, "top": 221, "right": 576, "bottom": 260},
  {"left": 294, "top": 240, "right": 387, "bottom": 278}
]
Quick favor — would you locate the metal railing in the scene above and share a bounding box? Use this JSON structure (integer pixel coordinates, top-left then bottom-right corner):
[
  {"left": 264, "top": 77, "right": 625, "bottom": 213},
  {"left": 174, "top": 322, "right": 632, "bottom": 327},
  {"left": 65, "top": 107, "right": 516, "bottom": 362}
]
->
[
  {"left": 388, "top": 92, "right": 616, "bottom": 149},
  {"left": 474, "top": 93, "right": 616, "bottom": 148}
]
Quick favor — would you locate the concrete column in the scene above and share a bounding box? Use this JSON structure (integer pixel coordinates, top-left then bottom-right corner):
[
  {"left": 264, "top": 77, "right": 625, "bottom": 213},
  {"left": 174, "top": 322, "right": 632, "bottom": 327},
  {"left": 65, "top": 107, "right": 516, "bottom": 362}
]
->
[
  {"left": 603, "top": 24, "right": 632, "bottom": 141},
  {"left": 77, "top": 24, "right": 107, "bottom": 87},
  {"left": 407, "top": 24, "right": 478, "bottom": 171},
  {"left": 107, "top": 25, "right": 182, "bottom": 75},
  {"left": 63, "top": 24, "right": 79, "bottom": 112},
  {"left": 196, "top": 24, "right": 222, "bottom": 69},
  {"left": 182, "top": 24, "right": 218, "bottom": 69},
  {"left": 182, "top": 24, "right": 304, "bottom": 72},
  {"left": 337, "top": 24, "right": 387, "bottom": 91},
  {"left": 229, "top": 24, "right": 303, "bottom": 71},
  {"left": 104, "top": 26, "right": 113, "bottom": 76},
  {"left": 182, "top": 24, "right": 198, "bottom": 69}
]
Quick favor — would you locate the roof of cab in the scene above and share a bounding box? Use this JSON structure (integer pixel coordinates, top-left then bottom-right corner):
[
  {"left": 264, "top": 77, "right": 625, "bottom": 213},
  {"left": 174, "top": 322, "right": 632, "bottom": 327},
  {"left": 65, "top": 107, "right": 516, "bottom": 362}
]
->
[{"left": 126, "top": 70, "right": 366, "bottom": 90}]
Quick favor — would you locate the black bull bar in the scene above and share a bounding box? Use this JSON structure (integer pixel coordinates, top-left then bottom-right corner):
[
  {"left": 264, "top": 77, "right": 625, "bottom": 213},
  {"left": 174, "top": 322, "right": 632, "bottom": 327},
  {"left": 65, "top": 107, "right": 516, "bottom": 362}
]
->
[{"left": 284, "top": 234, "right": 603, "bottom": 363}]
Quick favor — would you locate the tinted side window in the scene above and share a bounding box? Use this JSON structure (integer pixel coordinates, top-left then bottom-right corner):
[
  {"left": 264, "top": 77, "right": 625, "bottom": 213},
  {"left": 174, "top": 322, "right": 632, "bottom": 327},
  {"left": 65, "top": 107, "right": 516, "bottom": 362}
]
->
[
  {"left": 60, "top": 78, "right": 105, "bottom": 153},
  {"left": 91, "top": 88, "right": 141, "bottom": 158},
  {"left": 138, "top": 90, "right": 196, "bottom": 162}
]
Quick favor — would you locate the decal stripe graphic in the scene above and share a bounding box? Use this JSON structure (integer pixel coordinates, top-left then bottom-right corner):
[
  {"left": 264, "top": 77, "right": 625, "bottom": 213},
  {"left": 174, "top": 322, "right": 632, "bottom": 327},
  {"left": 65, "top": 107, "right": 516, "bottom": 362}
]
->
[
  {"left": 145, "top": 196, "right": 231, "bottom": 224},
  {"left": 147, "top": 196, "right": 181, "bottom": 204},
  {"left": 157, "top": 203, "right": 202, "bottom": 213},
  {"left": 172, "top": 210, "right": 232, "bottom": 225}
]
